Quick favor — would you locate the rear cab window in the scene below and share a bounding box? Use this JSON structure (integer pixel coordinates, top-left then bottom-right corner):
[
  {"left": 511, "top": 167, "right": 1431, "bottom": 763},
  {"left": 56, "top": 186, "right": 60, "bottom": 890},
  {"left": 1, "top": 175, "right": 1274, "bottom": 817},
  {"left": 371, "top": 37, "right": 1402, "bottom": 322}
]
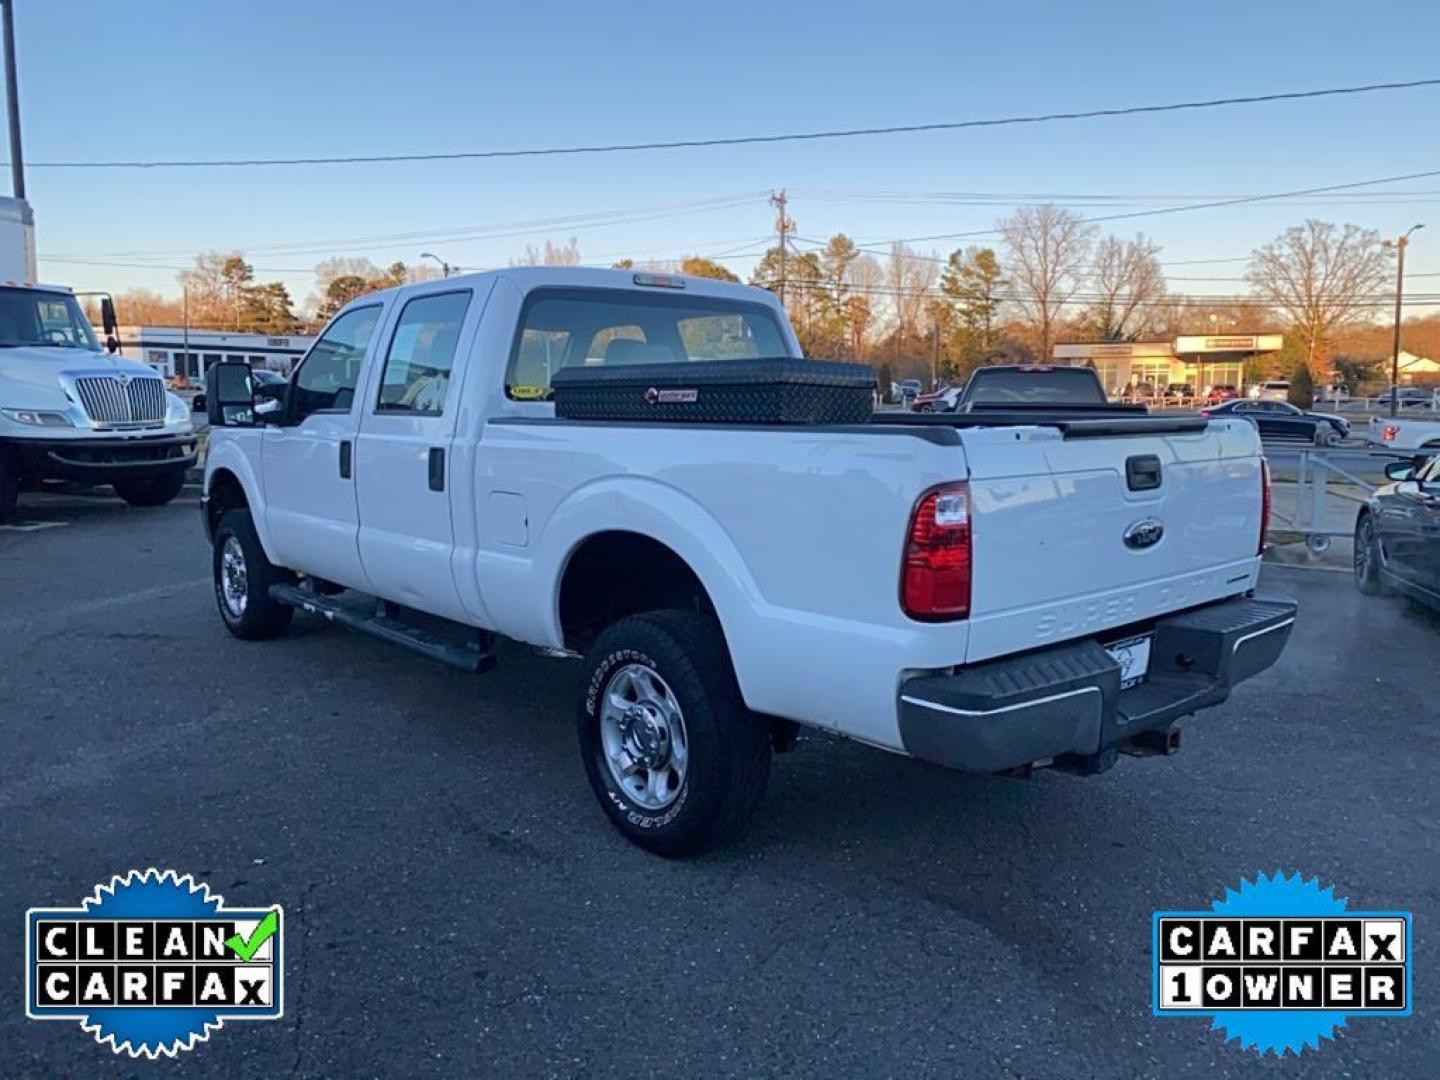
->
[
  {"left": 963, "top": 367, "right": 1106, "bottom": 405},
  {"left": 505, "top": 287, "right": 792, "bottom": 401}
]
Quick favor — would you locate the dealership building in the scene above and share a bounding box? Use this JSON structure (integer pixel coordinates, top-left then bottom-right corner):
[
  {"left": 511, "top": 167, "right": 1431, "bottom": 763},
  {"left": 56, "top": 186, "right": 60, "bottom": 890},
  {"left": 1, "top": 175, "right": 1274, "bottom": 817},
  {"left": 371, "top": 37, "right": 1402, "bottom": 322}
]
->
[
  {"left": 1053, "top": 334, "right": 1283, "bottom": 396},
  {"left": 117, "top": 326, "right": 316, "bottom": 381}
]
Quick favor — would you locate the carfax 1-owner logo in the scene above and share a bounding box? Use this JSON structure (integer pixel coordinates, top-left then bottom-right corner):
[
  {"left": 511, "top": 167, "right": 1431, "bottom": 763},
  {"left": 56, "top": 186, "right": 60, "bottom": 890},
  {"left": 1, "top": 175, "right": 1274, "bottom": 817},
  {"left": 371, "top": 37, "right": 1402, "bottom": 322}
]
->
[
  {"left": 1153, "top": 871, "right": 1412, "bottom": 1055},
  {"left": 24, "top": 869, "right": 283, "bottom": 1058}
]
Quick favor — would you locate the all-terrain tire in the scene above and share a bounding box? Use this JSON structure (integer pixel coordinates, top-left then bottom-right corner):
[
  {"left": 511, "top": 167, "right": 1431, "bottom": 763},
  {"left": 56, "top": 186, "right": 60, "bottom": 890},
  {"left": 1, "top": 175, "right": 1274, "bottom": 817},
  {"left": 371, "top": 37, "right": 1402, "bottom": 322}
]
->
[
  {"left": 577, "top": 610, "right": 771, "bottom": 857},
  {"left": 213, "top": 508, "right": 294, "bottom": 640},
  {"left": 113, "top": 471, "right": 186, "bottom": 507}
]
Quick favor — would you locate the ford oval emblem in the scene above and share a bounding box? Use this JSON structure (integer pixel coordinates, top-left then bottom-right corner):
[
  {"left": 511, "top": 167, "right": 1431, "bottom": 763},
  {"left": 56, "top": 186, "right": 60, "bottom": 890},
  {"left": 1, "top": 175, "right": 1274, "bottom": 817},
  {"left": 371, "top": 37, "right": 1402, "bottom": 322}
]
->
[{"left": 1123, "top": 518, "right": 1164, "bottom": 550}]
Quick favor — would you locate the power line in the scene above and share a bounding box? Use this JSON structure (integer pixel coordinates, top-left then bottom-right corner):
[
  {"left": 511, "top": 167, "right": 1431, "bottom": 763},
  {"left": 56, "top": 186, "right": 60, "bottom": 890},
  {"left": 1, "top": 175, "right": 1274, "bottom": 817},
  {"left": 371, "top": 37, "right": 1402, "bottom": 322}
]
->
[
  {"left": 50, "top": 193, "right": 768, "bottom": 260},
  {"left": 793, "top": 186, "right": 1440, "bottom": 206},
  {"left": 868, "top": 168, "right": 1440, "bottom": 247},
  {"left": 10, "top": 79, "right": 1440, "bottom": 169}
]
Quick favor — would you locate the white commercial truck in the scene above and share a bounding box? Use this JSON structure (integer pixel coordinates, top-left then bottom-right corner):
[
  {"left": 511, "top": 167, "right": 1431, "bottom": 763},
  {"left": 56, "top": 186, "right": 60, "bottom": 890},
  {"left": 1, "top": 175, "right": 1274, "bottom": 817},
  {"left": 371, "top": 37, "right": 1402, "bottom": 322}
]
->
[
  {"left": 201, "top": 266, "right": 1296, "bottom": 856},
  {"left": 0, "top": 196, "right": 196, "bottom": 518}
]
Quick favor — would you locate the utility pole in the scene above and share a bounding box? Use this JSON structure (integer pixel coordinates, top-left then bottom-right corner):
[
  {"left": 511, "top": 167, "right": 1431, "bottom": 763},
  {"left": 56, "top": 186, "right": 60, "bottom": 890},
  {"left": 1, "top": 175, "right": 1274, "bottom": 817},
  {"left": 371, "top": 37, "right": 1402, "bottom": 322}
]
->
[
  {"left": 1383, "top": 224, "right": 1424, "bottom": 418},
  {"left": 182, "top": 286, "right": 190, "bottom": 379},
  {"left": 769, "top": 190, "right": 790, "bottom": 306},
  {"left": 932, "top": 321, "right": 940, "bottom": 389},
  {"left": 1, "top": 0, "right": 22, "bottom": 199}
]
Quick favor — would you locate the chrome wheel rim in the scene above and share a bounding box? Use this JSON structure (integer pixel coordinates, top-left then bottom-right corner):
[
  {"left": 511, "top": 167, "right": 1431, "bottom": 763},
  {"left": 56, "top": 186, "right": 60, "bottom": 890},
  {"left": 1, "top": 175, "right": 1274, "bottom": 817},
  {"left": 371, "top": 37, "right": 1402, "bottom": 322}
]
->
[
  {"left": 1355, "top": 518, "right": 1373, "bottom": 579},
  {"left": 220, "top": 536, "right": 248, "bottom": 617},
  {"left": 599, "top": 663, "right": 689, "bottom": 811}
]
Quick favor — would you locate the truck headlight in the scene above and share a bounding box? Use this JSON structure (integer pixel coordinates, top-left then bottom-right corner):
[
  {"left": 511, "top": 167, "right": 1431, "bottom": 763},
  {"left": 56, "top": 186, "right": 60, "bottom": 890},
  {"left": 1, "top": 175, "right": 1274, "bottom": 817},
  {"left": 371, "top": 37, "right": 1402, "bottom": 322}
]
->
[
  {"left": 165, "top": 392, "right": 190, "bottom": 422},
  {"left": 2, "top": 408, "right": 73, "bottom": 427}
]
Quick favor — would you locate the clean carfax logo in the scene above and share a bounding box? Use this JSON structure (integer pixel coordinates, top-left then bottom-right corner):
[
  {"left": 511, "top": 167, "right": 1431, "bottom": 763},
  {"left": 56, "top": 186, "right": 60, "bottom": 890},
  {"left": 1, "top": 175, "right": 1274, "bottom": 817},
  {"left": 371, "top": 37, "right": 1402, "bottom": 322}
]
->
[
  {"left": 1153, "top": 871, "right": 1411, "bottom": 1055},
  {"left": 25, "top": 869, "right": 283, "bottom": 1058}
]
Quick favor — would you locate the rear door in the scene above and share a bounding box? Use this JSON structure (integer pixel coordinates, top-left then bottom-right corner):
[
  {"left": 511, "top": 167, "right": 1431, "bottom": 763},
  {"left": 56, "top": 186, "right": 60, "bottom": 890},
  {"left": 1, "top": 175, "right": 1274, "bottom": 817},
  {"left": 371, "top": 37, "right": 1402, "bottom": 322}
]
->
[
  {"left": 960, "top": 420, "right": 1263, "bottom": 661},
  {"left": 354, "top": 285, "right": 486, "bottom": 622}
]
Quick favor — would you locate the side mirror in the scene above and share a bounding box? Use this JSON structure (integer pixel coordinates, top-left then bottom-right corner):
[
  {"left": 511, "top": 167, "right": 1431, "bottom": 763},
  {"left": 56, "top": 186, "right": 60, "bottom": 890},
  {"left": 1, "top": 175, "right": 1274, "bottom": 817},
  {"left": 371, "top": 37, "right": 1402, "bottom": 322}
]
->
[
  {"left": 206, "top": 360, "right": 257, "bottom": 427},
  {"left": 100, "top": 296, "right": 118, "bottom": 335},
  {"left": 1384, "top": 461, "right": 1414, "bottom": 482},
  {"left": 105, "top": 334, "right": 119, "bottom": 354},
  {"left": 253, "top": 380, "right": 287, "bottom": 422}
]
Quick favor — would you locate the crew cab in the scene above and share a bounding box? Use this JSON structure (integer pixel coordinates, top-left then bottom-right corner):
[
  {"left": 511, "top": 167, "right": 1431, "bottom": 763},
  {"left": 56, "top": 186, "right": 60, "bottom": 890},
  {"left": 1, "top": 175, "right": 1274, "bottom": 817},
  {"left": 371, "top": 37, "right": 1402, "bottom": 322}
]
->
[{"left": 201, "top": 267, "right": 1295, "bottom": 856}]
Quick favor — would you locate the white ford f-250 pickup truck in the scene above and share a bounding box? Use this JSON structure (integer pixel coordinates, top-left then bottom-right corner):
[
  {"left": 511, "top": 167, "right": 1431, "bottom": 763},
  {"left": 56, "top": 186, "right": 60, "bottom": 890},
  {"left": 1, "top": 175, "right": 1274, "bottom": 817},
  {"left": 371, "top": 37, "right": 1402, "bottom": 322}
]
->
[{"left": 202, "top": 266, "right": 1295, "bottom": 856}]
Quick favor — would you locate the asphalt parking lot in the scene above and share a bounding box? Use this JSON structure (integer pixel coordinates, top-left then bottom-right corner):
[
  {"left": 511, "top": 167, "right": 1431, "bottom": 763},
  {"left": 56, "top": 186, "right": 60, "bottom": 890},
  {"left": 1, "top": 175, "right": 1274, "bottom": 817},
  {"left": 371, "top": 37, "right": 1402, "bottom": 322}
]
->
[{"left": 2, "top": 490, "right": 1437, "bottom": 1078}]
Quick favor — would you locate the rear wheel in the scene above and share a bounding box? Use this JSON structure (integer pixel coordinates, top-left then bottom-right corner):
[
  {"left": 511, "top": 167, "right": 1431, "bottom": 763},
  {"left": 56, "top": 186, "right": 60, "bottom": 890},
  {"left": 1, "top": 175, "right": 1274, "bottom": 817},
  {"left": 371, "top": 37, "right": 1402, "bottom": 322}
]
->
[
  {"left": 113, "top": 471, "right": 186, "bottom": 507},
  {"left": 1354, "top": 512, "right": 1388, "bottom": 596},
  {"left": 577, "top": 610, "right": 771, "bottom": 857},
  {"left": 213, "top": 509, "right": 294, "bottom": 639},
  {"left": 1317, "top": 426, "right": 1344, "bottom": 448},
  {"left": 0, "top": 457, "right": 17, "bottom": 520}
]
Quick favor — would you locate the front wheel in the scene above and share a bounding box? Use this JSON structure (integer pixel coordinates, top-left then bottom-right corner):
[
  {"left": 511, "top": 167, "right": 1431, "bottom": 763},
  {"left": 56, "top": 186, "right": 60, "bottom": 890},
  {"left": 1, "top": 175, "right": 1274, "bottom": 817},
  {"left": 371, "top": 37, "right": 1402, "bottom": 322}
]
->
[
  {"left": 213, "top": 509, "right": 294, "bottom": 639},
  {"left": 113, "top": 471, "right": 186, "bottom": 507},
  {"left": 1354, "top": 512, "right": 1389, "bottom": 596},
  {"left": 577, "top": 610, "right": 771, "bottom": 857},
  {"left": 1316, "top": 427, "right": 1343, "bottom": 448}
]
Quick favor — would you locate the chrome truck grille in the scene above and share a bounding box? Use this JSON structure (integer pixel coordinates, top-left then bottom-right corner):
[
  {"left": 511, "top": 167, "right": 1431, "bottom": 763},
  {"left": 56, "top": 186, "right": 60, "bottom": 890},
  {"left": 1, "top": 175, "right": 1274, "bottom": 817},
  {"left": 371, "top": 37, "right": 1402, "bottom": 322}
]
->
[{"left": 72, "top": 374, "right": 167, "bottom": 426}]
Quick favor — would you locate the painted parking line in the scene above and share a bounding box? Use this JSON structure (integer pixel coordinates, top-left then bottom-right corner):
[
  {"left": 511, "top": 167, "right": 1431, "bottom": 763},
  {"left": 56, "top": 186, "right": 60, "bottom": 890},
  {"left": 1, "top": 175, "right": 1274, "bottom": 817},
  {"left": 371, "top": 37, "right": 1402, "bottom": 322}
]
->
[{"left": 0, "top": 520, "right": 67, "bottom": 533}]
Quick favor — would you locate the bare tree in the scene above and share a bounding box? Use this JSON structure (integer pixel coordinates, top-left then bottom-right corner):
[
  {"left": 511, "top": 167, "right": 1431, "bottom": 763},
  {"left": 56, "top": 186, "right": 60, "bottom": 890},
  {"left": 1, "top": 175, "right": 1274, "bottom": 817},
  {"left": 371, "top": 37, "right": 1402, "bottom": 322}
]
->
[
  {"left": 845, "top": 253, "right": 885, "bottom": 359},
  {"left": 999, "top": 205, "right": 1096, "bottom": 358},
  {"left": 177, "top": 251, "right": 253, "bottom": 327},
  {"left": 885, "top": 242, "right": 937, "bottom": 357},
  {"left": 514, "top": 237, "right": 582, "bottom": 266},
  {"left": 1085, "top": 233, "right": 1165, "bottom": 341},
  {"left": 1247, "top": 220, "right": 1393, "bottom": 365}
]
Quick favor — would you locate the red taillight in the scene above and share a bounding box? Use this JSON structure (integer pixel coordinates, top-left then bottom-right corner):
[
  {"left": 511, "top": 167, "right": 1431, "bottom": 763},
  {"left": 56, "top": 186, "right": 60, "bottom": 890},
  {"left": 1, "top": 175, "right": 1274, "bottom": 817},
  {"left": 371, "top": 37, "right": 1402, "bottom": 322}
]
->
[
  {"left": 1381, "top": 425, "right": 1399, "bottom": 442},
  {"left": 901, "top": 482, "right": 971, "bottom": 620},
  {"left": 1259, "top": 458, "right": 1271, "bottom": 555}
]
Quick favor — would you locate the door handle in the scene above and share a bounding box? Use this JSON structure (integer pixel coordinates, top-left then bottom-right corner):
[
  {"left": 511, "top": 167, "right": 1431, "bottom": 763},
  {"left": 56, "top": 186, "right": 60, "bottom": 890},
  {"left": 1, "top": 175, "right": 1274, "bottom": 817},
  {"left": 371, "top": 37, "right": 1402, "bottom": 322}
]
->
[
  {"left": 428, "top": 447, "right": 445, "bottom": 492},
  {"left": 339, "top": 440, "right": 352, "bottom": 479}
]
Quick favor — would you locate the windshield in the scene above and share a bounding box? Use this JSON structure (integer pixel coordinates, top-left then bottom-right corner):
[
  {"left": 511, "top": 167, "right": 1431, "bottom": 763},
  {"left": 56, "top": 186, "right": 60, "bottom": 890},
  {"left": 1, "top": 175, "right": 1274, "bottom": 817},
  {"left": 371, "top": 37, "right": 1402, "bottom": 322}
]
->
[
  {"left": 506, "top": 287, "right": 793, "bottom": 400},
  {"left": 0, "top": 287, "right": 100, "bottom": 351}
]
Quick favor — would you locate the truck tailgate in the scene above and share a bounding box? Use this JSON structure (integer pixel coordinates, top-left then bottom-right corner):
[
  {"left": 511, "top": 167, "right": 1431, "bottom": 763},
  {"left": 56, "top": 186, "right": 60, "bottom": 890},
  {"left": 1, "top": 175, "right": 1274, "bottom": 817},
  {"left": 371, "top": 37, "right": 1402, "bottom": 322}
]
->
[{"left": 959, "top": 418, "right": 1263, "bottom": 662}]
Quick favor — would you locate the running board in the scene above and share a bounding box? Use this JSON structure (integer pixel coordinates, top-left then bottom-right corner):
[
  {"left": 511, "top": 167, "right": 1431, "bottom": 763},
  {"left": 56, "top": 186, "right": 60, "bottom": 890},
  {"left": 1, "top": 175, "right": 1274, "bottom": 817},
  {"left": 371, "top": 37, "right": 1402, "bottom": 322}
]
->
[{"left": 268, "top": 583, "right": 496, "bottom": 673}]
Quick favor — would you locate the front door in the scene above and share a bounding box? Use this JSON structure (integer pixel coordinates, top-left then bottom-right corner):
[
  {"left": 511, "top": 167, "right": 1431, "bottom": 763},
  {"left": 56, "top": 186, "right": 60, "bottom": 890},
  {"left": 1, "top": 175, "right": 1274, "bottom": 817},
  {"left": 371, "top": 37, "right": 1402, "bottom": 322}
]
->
[
  {"left": 261, "top": 304, "right": 384, "bottom": 589},
  {"left": 354, "top": 287, "right": 479, "bottom": 623},
  {"left": 1402, "top": 455, "right": 1440, "bottom": 595}
]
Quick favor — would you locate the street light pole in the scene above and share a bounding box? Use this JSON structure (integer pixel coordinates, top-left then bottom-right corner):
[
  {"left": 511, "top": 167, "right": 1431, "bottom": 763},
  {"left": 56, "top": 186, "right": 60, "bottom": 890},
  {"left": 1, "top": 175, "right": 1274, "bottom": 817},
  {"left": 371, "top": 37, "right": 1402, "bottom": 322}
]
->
[
  {"left": 1384, "top": 224, "right": 1424, "bottom": 418},
  {"left": 1, "top": 0, "right": 24, "bottom": 199},
  {"left": 419, "top": 251, "right": 453, "bottom": 278}
]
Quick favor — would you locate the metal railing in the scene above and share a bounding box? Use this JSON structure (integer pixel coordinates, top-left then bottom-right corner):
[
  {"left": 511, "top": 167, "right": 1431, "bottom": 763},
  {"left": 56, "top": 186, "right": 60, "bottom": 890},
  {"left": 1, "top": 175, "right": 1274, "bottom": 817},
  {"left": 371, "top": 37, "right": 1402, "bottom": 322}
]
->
[{"left": 1267, "top": 446, "right": 1415, "bottom": 556}]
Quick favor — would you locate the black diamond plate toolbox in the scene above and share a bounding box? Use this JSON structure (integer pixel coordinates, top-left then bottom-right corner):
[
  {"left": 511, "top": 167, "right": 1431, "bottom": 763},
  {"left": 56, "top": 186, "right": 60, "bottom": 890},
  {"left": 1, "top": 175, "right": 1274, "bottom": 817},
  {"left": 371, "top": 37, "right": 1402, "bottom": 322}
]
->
[{"left": 551, "top": 358, "right": 877, "bottom": 424}]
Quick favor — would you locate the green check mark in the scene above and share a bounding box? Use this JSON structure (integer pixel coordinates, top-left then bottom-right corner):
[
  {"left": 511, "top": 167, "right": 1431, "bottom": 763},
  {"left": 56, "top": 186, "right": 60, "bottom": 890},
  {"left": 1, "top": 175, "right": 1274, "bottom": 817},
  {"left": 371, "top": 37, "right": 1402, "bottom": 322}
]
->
[{"left": 225, "top": 909, "right": 279, "bottom": 961}]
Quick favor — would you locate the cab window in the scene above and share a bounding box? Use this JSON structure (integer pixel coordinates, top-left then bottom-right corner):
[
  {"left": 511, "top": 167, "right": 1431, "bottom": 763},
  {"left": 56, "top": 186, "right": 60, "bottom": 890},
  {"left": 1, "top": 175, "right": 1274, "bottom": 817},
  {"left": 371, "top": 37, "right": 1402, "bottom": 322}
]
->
[
  {"left": 505, "top": 287, "right": 791, "bottom": 400},
  {"left": 291, "top": 305, "right": 381, "bottom": 421},
  {"left": 377, "top": 291, "right": 472, "bottom": 415}
]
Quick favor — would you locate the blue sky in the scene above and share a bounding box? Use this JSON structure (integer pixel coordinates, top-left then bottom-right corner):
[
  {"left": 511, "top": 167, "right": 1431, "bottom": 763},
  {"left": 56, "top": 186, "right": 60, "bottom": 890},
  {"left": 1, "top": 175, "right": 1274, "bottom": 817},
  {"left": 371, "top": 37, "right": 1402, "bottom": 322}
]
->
[{"left": 11, "top": 0, "right": 1440, "bottom": 311}]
